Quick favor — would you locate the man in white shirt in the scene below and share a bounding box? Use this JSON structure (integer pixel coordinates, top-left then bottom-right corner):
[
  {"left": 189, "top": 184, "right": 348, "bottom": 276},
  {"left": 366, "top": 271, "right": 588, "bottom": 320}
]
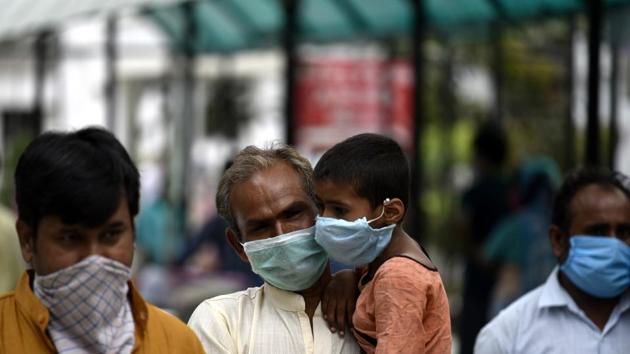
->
[
  {"left": 188, "top": 144, "right": 359, "bottom": 354},
  {"left": 475, "top": 168, "right": 630, "bottom": 354}
]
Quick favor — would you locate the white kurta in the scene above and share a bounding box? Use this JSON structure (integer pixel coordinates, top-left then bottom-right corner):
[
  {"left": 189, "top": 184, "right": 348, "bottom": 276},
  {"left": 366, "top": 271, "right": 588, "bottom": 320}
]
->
[{"left": 188, "top": 283, "right": 360, "bottom": 354}]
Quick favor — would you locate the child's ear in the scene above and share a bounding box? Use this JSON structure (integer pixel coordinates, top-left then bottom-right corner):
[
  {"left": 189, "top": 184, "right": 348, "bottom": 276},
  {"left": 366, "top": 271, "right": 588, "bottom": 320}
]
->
[{"left": 383, "top": 198, "right": 405, "bottom": 224}]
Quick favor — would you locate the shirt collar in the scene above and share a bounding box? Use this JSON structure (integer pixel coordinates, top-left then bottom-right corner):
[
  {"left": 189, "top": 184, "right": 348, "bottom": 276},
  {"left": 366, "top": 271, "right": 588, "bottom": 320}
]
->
[
  {"left": 538, "top": 266, "right": 630, "bottom": 313},
  {"left": 263, "top": 282, "right": 307, "bottom": 312},
  {"left": 128, "top": 279, "right": 149, "bottom": 331},
  {"left": 127, "top": 279, "right": 149, "bottom": 351},
  {"left": 615, "top": 289, "right": 630, "bottom": 314},
  {"left": 15, "top": 271, "right": 51, "bottom": 336},
  {"left": 538, "top": 267, "right": 574, "bottom": 309}
]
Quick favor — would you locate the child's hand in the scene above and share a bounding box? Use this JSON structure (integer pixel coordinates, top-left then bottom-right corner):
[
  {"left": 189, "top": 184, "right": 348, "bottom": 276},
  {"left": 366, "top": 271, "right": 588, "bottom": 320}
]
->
[{"left": 321, "top": 269, "right": 358, "bottom": 337}]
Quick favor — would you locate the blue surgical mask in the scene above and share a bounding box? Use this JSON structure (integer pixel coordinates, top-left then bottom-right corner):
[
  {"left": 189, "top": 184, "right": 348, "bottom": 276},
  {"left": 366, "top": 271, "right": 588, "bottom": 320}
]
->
[
  {"left": 560, "top": 235, "right": 630, "bottom": 298},
  {"left": 314, "top": 202, "right": 396, "bottom": 266},
  {"left": 242, "top": 226, "right": 328, "bottom": 291}
]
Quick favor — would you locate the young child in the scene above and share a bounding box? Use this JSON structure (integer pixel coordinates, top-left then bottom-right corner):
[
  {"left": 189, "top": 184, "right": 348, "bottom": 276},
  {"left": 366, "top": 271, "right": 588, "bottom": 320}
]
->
[{"left": 314, "top": 133, "right": 452, "bottom": 354}]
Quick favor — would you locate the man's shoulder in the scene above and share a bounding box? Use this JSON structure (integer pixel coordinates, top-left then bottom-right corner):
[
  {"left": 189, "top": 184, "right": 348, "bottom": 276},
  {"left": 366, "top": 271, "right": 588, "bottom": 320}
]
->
[
  {"left": 374, "top": 256, "right": 442, "bottom": 287},
  {"left": 187, "top": 286, "right": 265, "bottom": 349},
  {"left": 145, "top": 304, "right": 205, "bottom": 347},
  {"left": 146, "top": 303, "right": 185, "bottom": 324},
  {"left": 145, "top": 303, "right": 197, "bottom": 335},
  {"left": 143, "top": 303, "right": 205, "bottom": 353},
  {"left": 202, "top": 286, "right": 264, "bottom": 306},
  {"left": 475, "top": 285, "right": 545, "bottom": 352},
  {"left": 190, "top": 286, "right": 264, "bottom": 320},
  {"left": 0, "top": 291, "right": 17, "bottom": 320},
  {"left": 490, "top": 285, "right": 545, "bottom": 326},
  {"left": 0, "top": 291, "right": 16, "bottom": 302}
]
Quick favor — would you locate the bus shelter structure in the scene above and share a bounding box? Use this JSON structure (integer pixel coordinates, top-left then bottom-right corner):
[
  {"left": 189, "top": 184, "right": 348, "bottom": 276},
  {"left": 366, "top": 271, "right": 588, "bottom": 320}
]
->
[{"left": 0, "top": 0, "right": 628, "bottom": 237}]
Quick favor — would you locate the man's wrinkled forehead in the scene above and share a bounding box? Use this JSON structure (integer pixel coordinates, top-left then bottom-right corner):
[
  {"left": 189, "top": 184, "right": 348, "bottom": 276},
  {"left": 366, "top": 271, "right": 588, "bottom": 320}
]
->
[{"left": 230, "top": 163, "right": 313, "bottom": 218}]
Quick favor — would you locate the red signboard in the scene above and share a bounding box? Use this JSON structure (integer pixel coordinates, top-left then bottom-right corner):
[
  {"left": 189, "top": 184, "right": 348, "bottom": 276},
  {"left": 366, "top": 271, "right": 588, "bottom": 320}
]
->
[{"left": 295, "top": 57, "right": 414, "bottom": 157}]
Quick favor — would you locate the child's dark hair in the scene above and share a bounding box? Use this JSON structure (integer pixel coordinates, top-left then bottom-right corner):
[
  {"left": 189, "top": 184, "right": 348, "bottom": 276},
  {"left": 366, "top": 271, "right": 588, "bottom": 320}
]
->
[
  {"left": 15, "top": 127, "right": 140, "bottom": 231},
  {"left": 314, "top": 133, "right": 409, "bottom": 211}
]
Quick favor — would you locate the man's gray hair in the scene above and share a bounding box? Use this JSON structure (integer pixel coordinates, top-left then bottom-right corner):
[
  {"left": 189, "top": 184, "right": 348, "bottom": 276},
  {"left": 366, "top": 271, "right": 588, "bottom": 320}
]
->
[{"left": 216, "top": 143, "right": 316, "bottom": 236}]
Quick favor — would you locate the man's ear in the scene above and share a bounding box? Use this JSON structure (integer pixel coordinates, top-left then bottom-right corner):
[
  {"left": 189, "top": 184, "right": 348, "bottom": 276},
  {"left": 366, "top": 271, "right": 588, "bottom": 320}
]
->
[
  {"left": 549, "top": 225, "right": 570, "bottom": 262},
  {"left": 16, "top": 219, "right": 35, "bottom": 263},
  {"left": 226, "top": 228, "right": 249, "bottom": 263},
  {"left": 383, "top": 198, "right": 405, "bottom": 224}
]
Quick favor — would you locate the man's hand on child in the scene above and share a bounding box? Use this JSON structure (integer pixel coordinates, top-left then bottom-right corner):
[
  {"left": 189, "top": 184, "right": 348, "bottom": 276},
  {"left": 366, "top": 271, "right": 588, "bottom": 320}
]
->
[{"left": 322, "top": 269, "right": 358, "bottom": 337}]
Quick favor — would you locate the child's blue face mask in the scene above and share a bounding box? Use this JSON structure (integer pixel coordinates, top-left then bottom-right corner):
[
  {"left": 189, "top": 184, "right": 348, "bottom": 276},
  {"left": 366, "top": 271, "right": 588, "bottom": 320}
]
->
[
  {"left": 314, "top": 199, "right": 395, "bottom": 266},
  {"left": 242, "top": 226, "right": 328, "bottom": 291},
  {"left": 560, "top": 235, "right": 630, "bottom": 298}
]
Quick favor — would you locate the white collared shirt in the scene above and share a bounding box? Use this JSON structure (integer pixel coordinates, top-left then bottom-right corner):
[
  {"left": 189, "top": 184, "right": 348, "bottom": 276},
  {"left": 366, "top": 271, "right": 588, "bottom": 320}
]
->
[
  {"left": 188, "top": 283, "right": 359, "bottom": 354},
  {"left": 475, "top": 267, "right": 630, "bottom": 354}
]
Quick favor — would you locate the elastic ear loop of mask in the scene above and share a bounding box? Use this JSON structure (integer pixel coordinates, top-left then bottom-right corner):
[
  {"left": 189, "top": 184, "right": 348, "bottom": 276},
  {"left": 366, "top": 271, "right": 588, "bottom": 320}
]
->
[{"left": 367, "top": 198, "right": 391, "bottom": 224}]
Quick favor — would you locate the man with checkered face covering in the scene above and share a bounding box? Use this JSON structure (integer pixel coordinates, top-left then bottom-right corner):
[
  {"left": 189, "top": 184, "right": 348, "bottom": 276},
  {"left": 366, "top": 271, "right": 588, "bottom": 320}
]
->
[{"left": 0, "top": 127, "right": 204, "bottom": 354}]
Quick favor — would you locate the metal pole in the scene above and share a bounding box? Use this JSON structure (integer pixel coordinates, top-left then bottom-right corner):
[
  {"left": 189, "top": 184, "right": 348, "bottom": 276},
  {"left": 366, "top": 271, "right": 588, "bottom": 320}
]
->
[
  {"left": 586, "top": 0, "right": 603, "bottom": 166},
  {"left": 179, "top": 1, "right": 196, "bottom": 210},
  {"left": 565, "top": 16, "right": 576, "bottom": 169},
  {"left": 441, "top": 42, "right": 456, "bottom": 195},
  {"left": 410, "top": 0, "right": 425, "bottom": 241},
  {"left": 442, "top": 43, "right": 456, "bottom": 126},
  {"left": 609, "top": 44, "right": 619, "bottom": 170},
  {"left": 492, "top": 24, "right": 504, "bottom": 122},
  {"left": 105, "top": 16, "right": 118, "bottom": 132},
  {"left": 34, "top": 31, "right": 51, "bottom": 117},
  {"left": 283, "top": 0, "right": 298, "bottom": 145}
]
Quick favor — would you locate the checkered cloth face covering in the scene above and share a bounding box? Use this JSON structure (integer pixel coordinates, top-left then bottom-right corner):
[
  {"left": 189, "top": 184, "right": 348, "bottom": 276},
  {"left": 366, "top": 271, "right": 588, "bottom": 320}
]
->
[{"left": 34, "top": 255, "right": 135, "bottom": 354}]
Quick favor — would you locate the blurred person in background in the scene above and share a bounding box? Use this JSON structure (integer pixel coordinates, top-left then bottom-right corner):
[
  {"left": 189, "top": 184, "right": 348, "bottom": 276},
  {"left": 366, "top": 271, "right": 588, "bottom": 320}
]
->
[
  {"left": 475, "top": 168, "right": 630, "bottom": 353},
  {"left": 136, "top": 173, "right": 182, "bottom": 265},
  {"left": 0, "top": 156, "right": 25, "bottom": 293},
  {"left": 0, "top": 127, "right": 204, "bottom": 353},
  {"left": 188, "top": 144, "right": 359, "bottom": 353},
  {"left": 133, "top": 167, "right": 187, "bottom": 314},
  {"left": 134, "top": 159, "right": 250, "bottom": 320},
  {"left": 482, "top": 156, "right": 561, "bottom": 317},
  {"left": 178, "top": 159, "right": 261, "bottom": 288},
  {"left": 458, "top": 121, "right": 511, "bottom": 354}
]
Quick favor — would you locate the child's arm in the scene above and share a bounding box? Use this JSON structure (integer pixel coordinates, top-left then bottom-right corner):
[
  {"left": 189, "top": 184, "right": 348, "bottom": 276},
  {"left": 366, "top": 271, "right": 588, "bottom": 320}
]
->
[{"left": 321, "top": 269, "right": 360, "bottom": 336}]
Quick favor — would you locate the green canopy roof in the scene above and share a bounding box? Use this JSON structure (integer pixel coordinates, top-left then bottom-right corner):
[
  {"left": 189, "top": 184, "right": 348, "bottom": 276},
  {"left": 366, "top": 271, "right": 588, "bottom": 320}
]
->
[{"left": 146, "top": 0, "right": 630, "bottom": 53}]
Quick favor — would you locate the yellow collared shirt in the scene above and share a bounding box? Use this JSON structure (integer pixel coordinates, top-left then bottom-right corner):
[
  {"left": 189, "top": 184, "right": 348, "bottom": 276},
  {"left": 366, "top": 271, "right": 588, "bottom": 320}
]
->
[{"left": 0, "top": 271, "right": 205, "bottom": 354}]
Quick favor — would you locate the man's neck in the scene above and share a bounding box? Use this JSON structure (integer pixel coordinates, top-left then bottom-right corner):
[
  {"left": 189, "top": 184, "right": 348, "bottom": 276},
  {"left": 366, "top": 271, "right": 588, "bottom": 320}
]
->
[
  {"left": 297, "top": 267, "right": 332, "bottom": 321},
  {"left": 558, "top": 271, "right": 620, "bottom": 331}
]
